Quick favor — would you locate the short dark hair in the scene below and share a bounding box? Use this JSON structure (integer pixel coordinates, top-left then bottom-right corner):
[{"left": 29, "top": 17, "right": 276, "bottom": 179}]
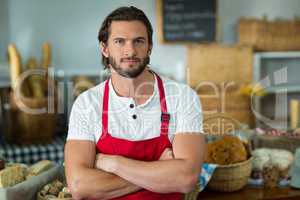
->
[{"left": 98, "top": 6, "right": 153, "bottom": 69}]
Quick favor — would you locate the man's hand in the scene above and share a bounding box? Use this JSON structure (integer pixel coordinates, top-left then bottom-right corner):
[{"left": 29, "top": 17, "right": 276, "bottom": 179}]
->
[
  {"left": 95, "top": 153, "right": 118, "bottom": 173},
  {"left": 159, "top": 148, "right": 174, "bottom": 160}
]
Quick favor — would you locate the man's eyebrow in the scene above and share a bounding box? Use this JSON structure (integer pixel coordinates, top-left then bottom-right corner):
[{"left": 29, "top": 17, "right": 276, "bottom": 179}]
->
[
  {"left": 134, "top": 37, "right": 146, "bottom": 40},
  {"left": 111, "top": 37, "right": 146, "bottom": 41},
  {"left": 112, "top": 37, "right": 125, "bottom": 40}
]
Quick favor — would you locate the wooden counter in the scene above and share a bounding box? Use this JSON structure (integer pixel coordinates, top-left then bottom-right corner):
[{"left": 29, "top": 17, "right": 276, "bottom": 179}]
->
[{"left": 198, "top": 186, "right": 300, "bottom": 200}]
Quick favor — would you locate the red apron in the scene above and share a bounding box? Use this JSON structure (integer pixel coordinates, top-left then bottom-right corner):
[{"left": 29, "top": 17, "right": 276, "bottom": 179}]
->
[{"left": 96, "top": 73, "right": 183, "bottom": 200}]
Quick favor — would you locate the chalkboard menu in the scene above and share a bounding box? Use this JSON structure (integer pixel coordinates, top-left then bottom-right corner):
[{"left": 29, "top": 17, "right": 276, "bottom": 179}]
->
[{"left": 157, "top": 0, "right": 217, "bottom": 43}]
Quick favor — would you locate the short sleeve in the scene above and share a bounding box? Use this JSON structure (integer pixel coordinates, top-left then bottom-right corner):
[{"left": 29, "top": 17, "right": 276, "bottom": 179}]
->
[
  {"left": 67, "top": 93, "right": 96, "bottom": 142},
  {"left": 175, "top": 86, "right": 203, "bottom": 134}
]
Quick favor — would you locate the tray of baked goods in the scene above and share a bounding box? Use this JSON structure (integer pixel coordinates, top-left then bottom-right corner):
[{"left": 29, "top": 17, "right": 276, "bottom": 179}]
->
[
  {"left": 37, "top": 179, "right": 72, "bottom": 200},
  {"left": 0, "top": 157, "right": 65, "bottom": 200}
]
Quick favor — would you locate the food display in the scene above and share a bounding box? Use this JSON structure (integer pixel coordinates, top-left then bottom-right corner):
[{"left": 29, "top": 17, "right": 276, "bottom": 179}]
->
[
  {"left": 0, "top": 160, "right": 54, "bottom": 188},
  {"left": 252, "top": 148, "right": 294, "bottom": 178},
  {"left": 0, "top": 164, "right": 27, "bottom": 187},
  {"left": 205, "top": 135, "right": 252, "bottom": 192},
  {"left": 38, "top": 180, "right": 72, "bottom": 200},
  {"left": 262, "top": 164, "right": 280, "bottom": 188},
  {"left": 26, "top": 160, "right": 54, "bottom": 179},
  {"left": 251, "top": 148, "right": 294, "bottom": 187},
  {"left": 206, "top": 135, "right": 248, "bottom": 165}
]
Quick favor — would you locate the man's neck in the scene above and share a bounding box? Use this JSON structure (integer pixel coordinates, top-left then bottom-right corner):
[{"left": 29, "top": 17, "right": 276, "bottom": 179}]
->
[{"left": 110, "top": 68, "right": 155, "bottom": 104}]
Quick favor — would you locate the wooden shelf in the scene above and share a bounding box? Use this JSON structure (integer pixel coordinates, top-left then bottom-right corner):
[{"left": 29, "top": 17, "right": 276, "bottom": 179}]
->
[{"left": 198, "top": 186, "right": 300, "bottom": 200}]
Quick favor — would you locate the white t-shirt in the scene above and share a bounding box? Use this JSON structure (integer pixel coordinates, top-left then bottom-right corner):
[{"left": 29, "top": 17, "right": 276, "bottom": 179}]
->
[{"left": 67, "top": 75, "right": 203, "bottom": 143}]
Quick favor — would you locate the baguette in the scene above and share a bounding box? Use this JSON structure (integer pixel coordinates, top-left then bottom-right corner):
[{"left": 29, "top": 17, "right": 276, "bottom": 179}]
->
[
  {"left": 7, "top": 43, "right": 31, "bottom": 96},
  {"left": 7, "top": 44, "right": 22, "bottom": 91},
  {"left": 41, "top": 42, "right": 51, "bottom": 70},
  {"left": 26, "top": 57, "right": 45, "bottom": 98}
]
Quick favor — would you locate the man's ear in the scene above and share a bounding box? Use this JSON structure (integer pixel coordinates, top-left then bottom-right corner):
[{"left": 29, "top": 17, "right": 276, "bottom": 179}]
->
[
  {"left": 148, "top": 46, "right": 152, "bottom": 55},
  {"left": 100, "top": 42, "right": 109, "bottom": 58}
]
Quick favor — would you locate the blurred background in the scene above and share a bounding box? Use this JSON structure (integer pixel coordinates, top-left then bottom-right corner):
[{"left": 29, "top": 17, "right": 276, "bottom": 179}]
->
[{"left": 1, "top": 1, "right": 300, "bottom": 197}]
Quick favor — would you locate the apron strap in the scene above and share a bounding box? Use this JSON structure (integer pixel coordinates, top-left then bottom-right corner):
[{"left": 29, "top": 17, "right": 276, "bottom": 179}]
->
[
  {"left": 101, "top": 79, "right": 109, "bottom": 139},
  {"left": 153, "top": 72, "right": 170, "bottom": 136}
]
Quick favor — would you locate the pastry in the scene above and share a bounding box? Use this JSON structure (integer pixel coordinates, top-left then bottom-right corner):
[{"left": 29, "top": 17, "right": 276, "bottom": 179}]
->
[
  {"left": 251, "top": 148, "right": 294, "bottom": 180},
  {"left": 262, "top": 163, "right": 280, "bottom": 188}
]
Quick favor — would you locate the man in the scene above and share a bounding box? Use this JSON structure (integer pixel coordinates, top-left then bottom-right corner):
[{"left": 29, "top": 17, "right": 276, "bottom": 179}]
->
[{"left": 65, "top": 6, "right": 206, "bottom": 200}]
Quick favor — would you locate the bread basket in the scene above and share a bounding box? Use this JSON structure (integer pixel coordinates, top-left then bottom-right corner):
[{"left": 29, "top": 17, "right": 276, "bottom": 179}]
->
[
  {"left": 207, "top": 157, "right": 252, "bottom": 192},
  {"left": 37, "top": 192, "right": 72, "bottom": 200},
  {"left": 205, "top": 113, "right": 253, "bottom": 192}
]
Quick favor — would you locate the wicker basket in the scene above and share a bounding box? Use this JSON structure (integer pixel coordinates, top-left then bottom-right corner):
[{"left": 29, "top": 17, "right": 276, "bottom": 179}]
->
[
  {"left": 239, "top": 18, "right": 300, "bottom": 51},
  {"left": 184, "top": 184, "right": 201, "bottom": 200},
  {"left": 37, "top": 192, "right": 72, "bottom": 200},
  {"left": 207, "top": 158, "right": 252, "bottom": 192},
  {"left": 3, "top": 92, "right": 57, "bottom": 144}
]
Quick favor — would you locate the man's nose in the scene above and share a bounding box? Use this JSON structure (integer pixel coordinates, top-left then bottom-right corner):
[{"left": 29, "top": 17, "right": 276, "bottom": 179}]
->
[{"left": 124, "top": 42, "right": 137, "bottom": 57}]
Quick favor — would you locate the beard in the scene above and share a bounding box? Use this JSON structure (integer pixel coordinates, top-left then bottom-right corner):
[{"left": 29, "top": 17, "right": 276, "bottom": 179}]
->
[{"left": 108, "top": 56, "right": 149, "bottom": 78}]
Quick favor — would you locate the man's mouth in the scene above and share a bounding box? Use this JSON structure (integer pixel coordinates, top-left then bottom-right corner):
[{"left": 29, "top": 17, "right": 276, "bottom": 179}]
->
[{"left": 121, "top": 58, "right": 140, "bottom": 63}]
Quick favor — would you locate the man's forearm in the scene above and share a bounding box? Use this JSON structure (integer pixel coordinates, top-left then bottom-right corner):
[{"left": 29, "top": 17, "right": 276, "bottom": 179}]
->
[
  {"left": 67, "top": 166, "right": 140, "bottom": 200},
  {"left": 110, "top": 157, "right": 200, "bottom": 194}
]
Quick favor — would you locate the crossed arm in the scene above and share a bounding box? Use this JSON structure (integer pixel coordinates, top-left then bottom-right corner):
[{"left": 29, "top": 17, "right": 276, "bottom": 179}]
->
[{"left": 64, "top": 133, "right": 206, "bottom": 200}]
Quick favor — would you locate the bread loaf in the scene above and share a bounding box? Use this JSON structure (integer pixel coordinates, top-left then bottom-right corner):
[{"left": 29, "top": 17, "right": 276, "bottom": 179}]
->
[
  {"left": 26, "top": 160, "right": 54, "bottom": 179},
  {"left": 0, "top": 164, "right": 26, "bottom": 188}
]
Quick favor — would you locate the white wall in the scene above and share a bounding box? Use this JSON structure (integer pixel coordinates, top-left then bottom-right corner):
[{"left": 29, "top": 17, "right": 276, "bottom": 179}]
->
[
  {"left": 218, "top": 0, "right": 300, "bottom": 44},
  {"left": 4, "top": 0, "right": 186, "bottom": 81},
  {"left": 0, "top": 0, "right": 9, "bottom": 62},
  {"left": 1, "top": 0, "right": 300, "bottom": 82}
]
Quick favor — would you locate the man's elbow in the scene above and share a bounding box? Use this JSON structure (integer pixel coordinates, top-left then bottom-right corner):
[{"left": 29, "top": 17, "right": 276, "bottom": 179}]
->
[
  {"left": 179, "top": 172, "right": 199, "bottom": 193},
  {"left": 68, "top": 178, "right": 105, "bottom": 200},
  {"left": 68, "top": 179, "right": 87, "bottom": 200}
]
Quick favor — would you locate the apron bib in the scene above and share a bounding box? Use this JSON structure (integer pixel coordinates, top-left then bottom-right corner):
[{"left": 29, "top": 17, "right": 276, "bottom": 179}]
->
[{"left": 96, "top": 73, "right": 182, "bottom": 200}]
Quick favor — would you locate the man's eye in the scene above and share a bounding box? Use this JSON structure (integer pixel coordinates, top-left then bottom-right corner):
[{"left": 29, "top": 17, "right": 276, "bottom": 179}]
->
[
  {"left": 114, "top": 39, "right": 124, "bottom": 45},
  {"left": 134, "top": 39, "right": 145, "bottom": 44}
]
